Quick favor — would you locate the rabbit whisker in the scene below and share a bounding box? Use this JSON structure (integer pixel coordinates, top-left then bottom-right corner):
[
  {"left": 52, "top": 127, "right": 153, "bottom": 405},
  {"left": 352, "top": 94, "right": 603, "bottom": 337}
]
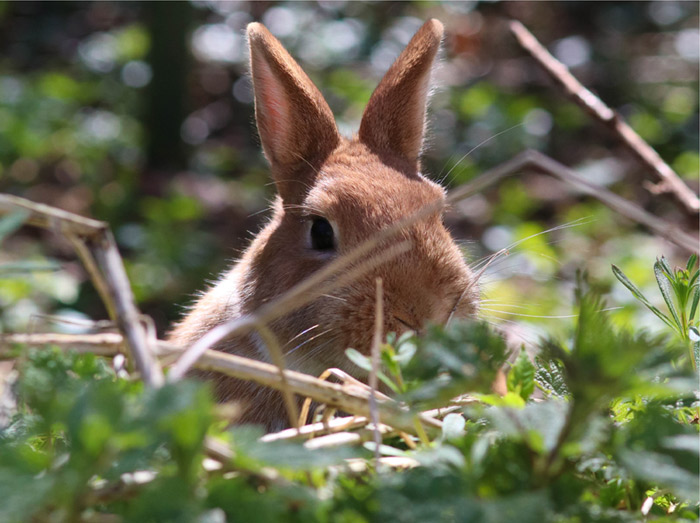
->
[
  {"left": 283, "top": 324, "right": 320, "bottom": 348},
  {"left": 479, "top": 307, "right": 579, "bottom": 319},
  {"left": 285, "top": 328, "right": 334, "bottom": 358},
  {"left": 446, "top": 247, "right": 507, "bottom": 325},
  {"left": 319, "top": 293, "right": 347, "bottom": 303}
]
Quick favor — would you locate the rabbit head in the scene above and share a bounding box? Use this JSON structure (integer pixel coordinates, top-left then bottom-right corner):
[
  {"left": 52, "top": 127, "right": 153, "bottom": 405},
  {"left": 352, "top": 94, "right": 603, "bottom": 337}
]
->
[{"left": 238, "top": 19, "right": 478, "bottom": 375}]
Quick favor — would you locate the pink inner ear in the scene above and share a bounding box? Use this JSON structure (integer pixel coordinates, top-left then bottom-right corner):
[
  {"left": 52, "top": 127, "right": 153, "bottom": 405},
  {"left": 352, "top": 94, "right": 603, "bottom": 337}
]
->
[{"left": 256, "top": 57, "right": 290, "bottom": 158}]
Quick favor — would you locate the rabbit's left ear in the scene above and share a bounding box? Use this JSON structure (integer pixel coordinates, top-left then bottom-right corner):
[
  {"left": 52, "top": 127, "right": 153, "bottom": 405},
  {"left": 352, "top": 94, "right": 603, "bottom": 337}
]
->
[{"left": 359, "top": 19, "right": 443, "bottom": 168}]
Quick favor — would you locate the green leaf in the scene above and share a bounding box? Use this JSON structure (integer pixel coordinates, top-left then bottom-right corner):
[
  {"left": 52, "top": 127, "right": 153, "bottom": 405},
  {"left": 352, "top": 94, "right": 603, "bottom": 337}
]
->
[
  {"left": 482, "top": 400, "right": 568, "bottom": 454},
  {"left": 441, "top": 413, "right": 466, "bottom": 441},
  {"left": 345, "top": 348, "right": 371, "bottom": 372},
  {"left": 654, "top": 259, "right": 681, "bottom": 331},
  {"left": 658, "top": 255, "right": 674, "bottom": 277},
  {"left": 380, "top": 345, "right": 400, "bottom": 377},
  {"left": 612, "top": 264, "right": 675, "bottom": 329},
  {"left": 507, "top": 348, "right": 535, "bottom": 401},
  {"left": 689, "top": 286, "right": 699, "bottom": 322},
  {"left": 345, "top": 348, "right": 399, "bottom": 393},
  {"left": 618, "top": 449, "right": 699, "bottom": 504},
  {"left": 395, "top": 339, "right": 417, "bottom": 366},
  {"left": 534, "top": 357, "right": 570, "bottom": 399},
  {"left": 686, "top": 253, "right": 697, "bottom": 271}
]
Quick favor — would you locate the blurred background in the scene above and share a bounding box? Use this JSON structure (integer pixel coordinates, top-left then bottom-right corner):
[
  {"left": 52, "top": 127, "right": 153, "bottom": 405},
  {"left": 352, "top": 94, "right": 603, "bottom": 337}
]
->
[{"left": 0, "top": 1, "right": 697, "bottom": 344}]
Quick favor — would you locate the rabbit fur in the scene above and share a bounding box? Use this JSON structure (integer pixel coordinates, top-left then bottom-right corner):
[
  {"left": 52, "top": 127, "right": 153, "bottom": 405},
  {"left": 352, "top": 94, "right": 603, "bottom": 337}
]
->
[{"left": 169, "top": 19, "right": 479, "bottom": 431}]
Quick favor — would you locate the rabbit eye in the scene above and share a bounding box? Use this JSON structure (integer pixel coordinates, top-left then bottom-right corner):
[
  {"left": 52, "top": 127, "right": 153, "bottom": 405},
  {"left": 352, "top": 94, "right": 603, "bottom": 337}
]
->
[{"left": 310, "top": 217, "right": 335, "bottom": 251}]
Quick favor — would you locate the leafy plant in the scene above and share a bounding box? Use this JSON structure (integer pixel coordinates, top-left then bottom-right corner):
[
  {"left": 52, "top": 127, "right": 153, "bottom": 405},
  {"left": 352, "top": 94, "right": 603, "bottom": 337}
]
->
[
  {"left": 613, "top": 254, "right": 699, "bottom": 370},
  {"left": 1, "top": 281, "right": 697, "bottom": 521}
]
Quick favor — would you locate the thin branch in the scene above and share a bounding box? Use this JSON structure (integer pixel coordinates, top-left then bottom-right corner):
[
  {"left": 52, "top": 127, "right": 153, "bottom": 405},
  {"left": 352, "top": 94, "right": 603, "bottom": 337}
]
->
[
  {"left": 0, "top": 333, "right": 125, "bottom": 356},
  {"left": 448, "top": 150, "right": 698, "bottom": 253},
  {"left": 66, "top": 234, "right": 117, "bottom": 320},
  {"left": 0, "top": 193, "right": 163, "bottom": 387},
  {"left": 1, "top": 332, "right": 442, "bottom": 437},
  {"left": 509, "top": 20, "right": 699, "bottom": 214},
  {"left": 262, "top": 415, "right": 369, "bottom": 442},
  {"left": 88, "top": 230, "right": 163, "bottom": 385},
  {"left": 0, "top": 193, "right": 106, "bottom": 238}
]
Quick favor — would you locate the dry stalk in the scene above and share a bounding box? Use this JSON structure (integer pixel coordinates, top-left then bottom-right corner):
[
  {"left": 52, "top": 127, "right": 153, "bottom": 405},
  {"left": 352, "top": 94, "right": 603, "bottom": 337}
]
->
[
  {"left": 66, "top": 234, "right": 116, "bottom": 320},
  {"left": 509, "top": 20, "right": 699, "bottom": 214},
  {"left": 256, "top": 323, "right": 299, "bottom": 429},
  {"left": 1, "top": 333, "right": 442, "bottom": 437},
  {"left": 369, "top": 278, "right": 384, "bottom": 464},
  {"left": 262, "top": 415, "right": 369, "bottom": 442},
  {"left": 0, "top": 193, "right": 106, "bottom": 238},
  {"left": 169, "top": 348, "right": 444, "bottom": 437},
  {"left": 0, "top": 333, "right": 125, "bottom": 357},
  {"left": 299, "top": 367, "right": 391, "bottom": 426},
  {"left": 448, "top": 150, "right": 698, "bottom": 253}
]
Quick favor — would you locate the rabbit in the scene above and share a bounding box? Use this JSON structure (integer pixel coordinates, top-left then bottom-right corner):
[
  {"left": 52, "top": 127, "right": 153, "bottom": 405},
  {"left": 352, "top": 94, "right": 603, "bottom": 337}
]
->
[{"left": 169, "top": 19, "right": 479, "bottom": 431}]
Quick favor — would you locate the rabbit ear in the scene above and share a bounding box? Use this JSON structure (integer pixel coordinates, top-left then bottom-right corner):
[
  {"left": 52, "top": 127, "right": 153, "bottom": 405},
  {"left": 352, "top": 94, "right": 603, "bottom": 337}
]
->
[
  {"left": 359, "top": 19, "right": 443, "bottom": 167},
  {"left": 247, "top": 23, "right": 340, "bottom": 196}
]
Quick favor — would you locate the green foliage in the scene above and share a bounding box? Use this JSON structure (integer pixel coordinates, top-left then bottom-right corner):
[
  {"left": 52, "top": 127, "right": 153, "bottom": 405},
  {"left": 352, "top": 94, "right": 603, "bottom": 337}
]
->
[
  {"left": 2, "top": 279, "right": 697, "bottom": 521},
  {"left": 613, "top": 255, "right": 699, "bottom": 370},
  {"left": 507, "top": 347, "right": 535, "bottom": 401}
]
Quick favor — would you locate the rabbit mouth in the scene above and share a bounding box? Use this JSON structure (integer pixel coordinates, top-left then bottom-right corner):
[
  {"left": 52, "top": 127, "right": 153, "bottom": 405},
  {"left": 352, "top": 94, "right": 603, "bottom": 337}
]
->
[{"left": 393, "top": 315, "right": 420, "bottom": 333}]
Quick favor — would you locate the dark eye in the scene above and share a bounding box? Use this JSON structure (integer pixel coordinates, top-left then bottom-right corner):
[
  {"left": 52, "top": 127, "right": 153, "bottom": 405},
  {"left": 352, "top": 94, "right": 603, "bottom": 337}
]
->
[{"left": 310, "top": 217, "right": 335, "bottom": 251}]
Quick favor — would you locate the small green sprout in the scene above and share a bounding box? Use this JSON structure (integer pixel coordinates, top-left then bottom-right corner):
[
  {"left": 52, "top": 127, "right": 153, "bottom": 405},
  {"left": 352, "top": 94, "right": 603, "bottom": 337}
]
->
[{"left": 612, "top": 254, "right": 699, "bottom": 370}]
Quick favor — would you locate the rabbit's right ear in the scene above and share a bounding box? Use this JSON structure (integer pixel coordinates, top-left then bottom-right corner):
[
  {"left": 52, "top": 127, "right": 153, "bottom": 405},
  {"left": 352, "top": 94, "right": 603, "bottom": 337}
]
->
[
  {"left": 359, "top": 19, "right": 443, "bottom": 168},
  {"left": 247, "top": 23, "right": 340, "bottom": 201}
]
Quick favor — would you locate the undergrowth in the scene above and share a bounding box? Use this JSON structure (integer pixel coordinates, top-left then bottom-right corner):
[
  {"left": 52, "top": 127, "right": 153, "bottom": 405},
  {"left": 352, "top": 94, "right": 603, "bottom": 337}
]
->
[{"left": 1, "top": 262, "right": 698, "bottom": 522}]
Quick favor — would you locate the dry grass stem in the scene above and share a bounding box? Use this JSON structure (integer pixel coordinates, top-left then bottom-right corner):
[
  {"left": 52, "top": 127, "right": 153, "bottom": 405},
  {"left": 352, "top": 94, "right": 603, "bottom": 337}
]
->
[
  {"left": 448, "top": 150, "right": 698, "bottom": 253},
  {"left": 369, "top": 278, "right": 384, "bottom": 464},
  {"left": 509, "top": 21, "right": 699, "bottom": 214},
  {"left": 256, "top": 323, "right": 300, "bottom": 428},
  {"left": 66, "top": 233, "right": 117, "bottom": 320}
]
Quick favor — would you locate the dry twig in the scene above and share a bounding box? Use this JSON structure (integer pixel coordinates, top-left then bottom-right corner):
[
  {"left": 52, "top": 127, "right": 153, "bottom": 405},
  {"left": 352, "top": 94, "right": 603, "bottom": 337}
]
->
[
  {"left": 1, "top": 332, "right": 442, "bottom": 437},
  {"left": 448, "top": 149, "right": 698, "bottom": 253},
  {"left": 256, "top": 323, "right": 300, "bottom": 429},
  {"left": 509, "top": 20, "right": 699, "bottom": 214}
]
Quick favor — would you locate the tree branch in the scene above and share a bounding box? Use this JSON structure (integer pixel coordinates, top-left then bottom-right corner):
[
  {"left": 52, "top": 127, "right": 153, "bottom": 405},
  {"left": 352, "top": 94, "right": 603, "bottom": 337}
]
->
[
  {"left": 448, "top": 150, "right": 698, "bottom": 253},
  {"left": 509, "top": 20, "right": 700, "bottom": 214}
]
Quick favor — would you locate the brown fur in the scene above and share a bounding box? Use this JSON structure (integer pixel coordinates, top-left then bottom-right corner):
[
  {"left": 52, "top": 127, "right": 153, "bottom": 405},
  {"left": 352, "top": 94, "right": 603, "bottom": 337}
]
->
[{"left": 168, "top": 19, "right": 479, "bottom": 431}]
